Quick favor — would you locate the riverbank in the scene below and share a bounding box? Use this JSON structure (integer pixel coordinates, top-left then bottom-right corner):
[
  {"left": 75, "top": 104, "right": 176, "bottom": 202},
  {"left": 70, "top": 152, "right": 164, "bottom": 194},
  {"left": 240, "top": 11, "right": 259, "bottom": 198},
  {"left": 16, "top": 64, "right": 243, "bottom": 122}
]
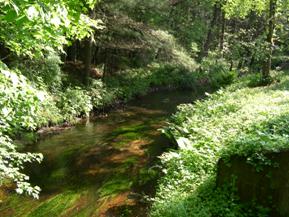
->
[
  {"left": 150, "top": 70, "right": 289, "bottom": 217},
  {"left": 6, "top": 61, "right": 236, "bottom": 141}
]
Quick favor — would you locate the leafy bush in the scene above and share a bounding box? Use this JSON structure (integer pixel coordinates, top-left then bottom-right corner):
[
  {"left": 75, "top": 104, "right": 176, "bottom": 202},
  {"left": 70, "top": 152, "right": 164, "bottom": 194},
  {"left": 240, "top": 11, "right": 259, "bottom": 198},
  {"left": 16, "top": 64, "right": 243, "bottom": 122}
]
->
[
  {"left": 150, "top": 63, "right": 198, "bottom": 88},
  {"left": 36, "top": 95, "right": 63, "bottom": 127},
  {"left": 0, "top": 64, "right": 44, "bottom": 198},
  {"left": 151, "top": 30, "right": 199, "bottom": 71},
  {"left": 13, "top": 52, "right": 63, "bottom": 92},
  {"left": 200, "top": 52, "right": 237, "bottom": 88},
  {"left": 103, "top": 63, "right": 199, "bottom": 103},
  {"left": 0, "top": 67, "right": 45, "bottom": 134},
  {"left": 210, "top": 70, "right": 238, "bottom": 88},
  {"left": 247, "top": 72, "right": 274, "bottom": 87},
  {"left": 57, "top": 87, "right": 93, "bottom": 121},
  {"left": 106, "top": 67, "right": 152, "bottom": 101},
  {"left": 89, "top": 80, "right": 117, "bottom": 107},
  {"left": 271, "top": 55, "right": 289, "bottom": 69},
  {"left": 0, "top": 134, "right": 43, "bottom": 198}
]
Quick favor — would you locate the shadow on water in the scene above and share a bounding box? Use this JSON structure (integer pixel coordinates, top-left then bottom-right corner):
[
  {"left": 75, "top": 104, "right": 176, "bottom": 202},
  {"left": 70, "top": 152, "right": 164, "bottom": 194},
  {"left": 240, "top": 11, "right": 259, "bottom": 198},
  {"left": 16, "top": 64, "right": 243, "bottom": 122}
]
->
[{"left": 0, "top": 90, "right": 202, "bottom": 217}]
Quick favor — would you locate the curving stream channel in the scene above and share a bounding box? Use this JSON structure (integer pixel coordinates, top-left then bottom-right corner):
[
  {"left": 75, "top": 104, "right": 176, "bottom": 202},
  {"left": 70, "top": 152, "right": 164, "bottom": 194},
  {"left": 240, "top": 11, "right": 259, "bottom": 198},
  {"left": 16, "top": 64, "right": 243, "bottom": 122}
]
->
[{"left": 0, "top": 90, "right": 201, "bottom": 217}]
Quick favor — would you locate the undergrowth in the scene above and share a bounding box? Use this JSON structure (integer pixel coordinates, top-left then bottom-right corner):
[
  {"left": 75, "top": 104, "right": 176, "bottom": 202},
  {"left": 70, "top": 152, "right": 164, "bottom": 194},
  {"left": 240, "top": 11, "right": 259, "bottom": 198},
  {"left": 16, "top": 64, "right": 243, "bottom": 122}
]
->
[{"left": 150, "top": 71, "right": 289, "bottom": 217}]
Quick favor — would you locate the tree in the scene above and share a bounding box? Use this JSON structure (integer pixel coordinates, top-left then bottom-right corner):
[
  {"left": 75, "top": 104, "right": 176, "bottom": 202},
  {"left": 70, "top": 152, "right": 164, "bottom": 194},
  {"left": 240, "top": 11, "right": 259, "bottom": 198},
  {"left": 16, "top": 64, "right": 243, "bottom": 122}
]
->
[
  {"left": 262, "top": 0, "right": 277, "bottom": 81},
  {"left": 223, "top": 0, "right": 289, "bottom": 81},
  {"left": 199, "top": 3, "right": 222, "bottom": 59},
  {"left": 0, "top": 0, "right": 103, "bottom": 198},
  {"left": 83, "top": 9, "right": 96, "bottom": 85},
  {"left": 0, "top": 0, "right": 102, "bottom": 58}
]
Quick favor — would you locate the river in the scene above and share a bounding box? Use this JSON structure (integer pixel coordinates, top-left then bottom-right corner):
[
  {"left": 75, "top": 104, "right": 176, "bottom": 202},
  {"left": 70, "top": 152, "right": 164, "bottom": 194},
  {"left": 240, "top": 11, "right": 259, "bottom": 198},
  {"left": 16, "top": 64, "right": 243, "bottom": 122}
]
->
[{"left": 0, "top": 90, "right": 201, "bottom": 217}]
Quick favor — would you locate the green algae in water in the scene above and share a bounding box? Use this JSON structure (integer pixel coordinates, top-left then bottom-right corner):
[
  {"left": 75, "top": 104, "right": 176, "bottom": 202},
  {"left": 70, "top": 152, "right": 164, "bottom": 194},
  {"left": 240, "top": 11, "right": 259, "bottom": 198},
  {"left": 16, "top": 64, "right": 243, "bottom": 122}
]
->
[
  {"left": 112, "top": 124, "right": 150, "bottom": 137},
  {"left": 123, "top": 156, "right": 139, "bottom": 166},
  {"left": 0, "top": 194, "right": 40, "bottom": 217},
  {"left": 116, "top": 156, "right": 139, "bottom": 173},
  {"left": 50, "top": 167, "right": 68, "bottom": 180},
  {"left": 110, "top": 124, "right": 150, "bottom": 148},
  {"left": 137, "top": 167, "right": 159, "bottom": 186},
  {"left": 98, "top": 176, "right": 133, "bottom": 198},
  {"left": 113, "top": 132, "right": 143, "bottom": 148},
  {"left": 27, "top": 191, "right": 80, "bottom": 217},
  {"left": 121, "top": 132, "right": 141, "bottom": 140}
]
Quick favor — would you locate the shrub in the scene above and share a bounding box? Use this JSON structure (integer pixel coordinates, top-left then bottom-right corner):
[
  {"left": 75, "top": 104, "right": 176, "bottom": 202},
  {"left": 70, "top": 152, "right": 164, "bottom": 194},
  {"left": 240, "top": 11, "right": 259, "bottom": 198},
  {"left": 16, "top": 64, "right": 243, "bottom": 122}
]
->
[
  {"left": 36, "top": 94, "right": 63, "bottom": 127},
  {"left": 200, "top": 52, "right": 237, "bottom": 88},
  {"left": 0, "top": 67, "right": 44, "bottom": 134},
  {"left": 0, "top": 63, "right": 43, "bottom": 198},
  {"left": 89, "top": 80, "right": 117, "bottom": 107},
  {"left": 151, "top": 30, "right": 199, "bottom": 71},
  {"left": 13, "top": 52, "right": 63, "bottom": 92},
  {"left": 247, "top": 73, "right": 274, "bottom": 87},
  {"left": 210, "top": 70, "right": 238, "bottom": 88},
  {"left": 57, "top": 87, "right": 93, "bottom": 121}
]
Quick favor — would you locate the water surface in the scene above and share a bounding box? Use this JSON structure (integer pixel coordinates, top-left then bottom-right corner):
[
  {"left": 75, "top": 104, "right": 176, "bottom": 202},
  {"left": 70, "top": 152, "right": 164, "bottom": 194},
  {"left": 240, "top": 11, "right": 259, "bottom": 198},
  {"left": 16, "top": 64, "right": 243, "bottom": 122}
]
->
[{"left": 0, "top": 90, "right": 200, "bottom": 217}]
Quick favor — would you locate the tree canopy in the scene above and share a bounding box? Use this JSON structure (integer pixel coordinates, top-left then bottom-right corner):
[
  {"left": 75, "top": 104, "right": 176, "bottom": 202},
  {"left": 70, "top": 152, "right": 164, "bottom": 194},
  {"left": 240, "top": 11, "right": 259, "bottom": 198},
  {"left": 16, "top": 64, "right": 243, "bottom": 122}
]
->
[{"left": 0, "top": 0, "right": 103, "bottom": 57}]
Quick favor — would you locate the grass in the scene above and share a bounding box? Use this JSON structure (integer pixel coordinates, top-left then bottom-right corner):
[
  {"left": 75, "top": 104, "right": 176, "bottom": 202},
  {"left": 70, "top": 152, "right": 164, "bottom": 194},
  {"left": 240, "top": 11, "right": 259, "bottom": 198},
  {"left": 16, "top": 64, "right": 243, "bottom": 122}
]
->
[{"left": 150, "top": 71, "right": 289, "bottom": 217}]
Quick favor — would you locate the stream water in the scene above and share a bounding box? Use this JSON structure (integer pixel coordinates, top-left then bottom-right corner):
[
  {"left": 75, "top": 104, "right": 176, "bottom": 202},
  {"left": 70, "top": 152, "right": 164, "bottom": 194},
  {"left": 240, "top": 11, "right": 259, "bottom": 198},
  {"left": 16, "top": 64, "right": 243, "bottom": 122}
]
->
[{"left": 0, "top": 90, "right": 201, "bottom": 217}]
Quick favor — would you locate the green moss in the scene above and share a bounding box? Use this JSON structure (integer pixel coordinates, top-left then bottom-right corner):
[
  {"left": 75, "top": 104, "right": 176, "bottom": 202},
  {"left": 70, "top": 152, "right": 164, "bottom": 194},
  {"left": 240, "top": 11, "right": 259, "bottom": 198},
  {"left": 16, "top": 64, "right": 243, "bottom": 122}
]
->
[
  {"left": 0, "top": 192, "right": 81, "bottom": 217},
  {"left": 116, "top": 156, "right": 139, "bottom": 173},
  {"left": 121, "top": 132, "right": 140, "bottom": 140},
  {"left": 110, "top": 124, "right": 150, "bottom": 148},
  {"left": 113, "top": 132, "right": 142, "bottom": 148},
  {"left": 69, "top": 206, "right": 96, "bottom": 217}
]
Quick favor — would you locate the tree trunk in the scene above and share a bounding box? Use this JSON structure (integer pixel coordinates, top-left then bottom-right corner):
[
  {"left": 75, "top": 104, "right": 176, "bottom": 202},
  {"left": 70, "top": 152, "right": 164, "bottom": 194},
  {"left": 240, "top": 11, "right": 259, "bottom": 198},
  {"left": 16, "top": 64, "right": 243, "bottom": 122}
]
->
[
  {"left": 219, "top": 11, "right": 226, "bottom": 53},
  {"left": 71, "top": 42, "right": 77, "bottom": 63},
  {"left": 83, "top": 10, "right": 95, "bottom": 85},
  {"left": 262, "top": 0, "right": 277, "bottom": 81},
  {"left": 83, "top": 37, "right": 92, "bottom": 85},
  {"left": 199, "top": 4, "right": 220, "bottom": 60}
]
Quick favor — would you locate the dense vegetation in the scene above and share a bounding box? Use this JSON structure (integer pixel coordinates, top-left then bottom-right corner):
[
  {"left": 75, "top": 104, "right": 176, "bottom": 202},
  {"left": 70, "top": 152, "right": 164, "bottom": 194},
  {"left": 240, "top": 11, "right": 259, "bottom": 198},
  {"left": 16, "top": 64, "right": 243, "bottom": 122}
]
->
[
  {"left": 151, "top": 71, "right": 289, "bottom": 217},
  {"left": 1, "top": 0, "right": 289, "bottom": 216}
]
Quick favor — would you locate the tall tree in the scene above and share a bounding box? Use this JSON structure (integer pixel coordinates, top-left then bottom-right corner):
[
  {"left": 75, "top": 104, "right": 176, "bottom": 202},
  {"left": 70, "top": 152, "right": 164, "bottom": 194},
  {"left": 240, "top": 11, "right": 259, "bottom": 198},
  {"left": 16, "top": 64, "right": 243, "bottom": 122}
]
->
[
  {"left": 223, "top": 0, "right": 289, "bottom": 82},
  {"left": 262, "top": 0, "right": 277, "bottom": 81},
  {"left": 219, "top": 10, "right": 226, "bottom": 53},
  {"left": 83, "top": 9, "right": 96, "bottom": 85},
  {"left": 199, "top": 3, "right": 221, "bottom": 59}
]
